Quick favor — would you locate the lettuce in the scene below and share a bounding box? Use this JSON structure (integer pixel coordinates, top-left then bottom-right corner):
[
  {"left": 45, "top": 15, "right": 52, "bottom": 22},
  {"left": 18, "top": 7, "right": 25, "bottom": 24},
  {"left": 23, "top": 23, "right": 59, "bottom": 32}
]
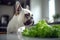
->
[{"left": 22, "top": 20, "right": 60, "bottom": 38}]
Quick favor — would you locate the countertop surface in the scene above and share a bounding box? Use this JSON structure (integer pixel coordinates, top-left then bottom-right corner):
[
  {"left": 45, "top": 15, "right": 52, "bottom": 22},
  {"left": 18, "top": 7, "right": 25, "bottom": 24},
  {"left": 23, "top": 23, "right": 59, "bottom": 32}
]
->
[
  {"left": 0, "top": 34, "right": 60, "bottom": 40},
  {"left": 0, "top": 34, "right": 19, "bottom": 40}
]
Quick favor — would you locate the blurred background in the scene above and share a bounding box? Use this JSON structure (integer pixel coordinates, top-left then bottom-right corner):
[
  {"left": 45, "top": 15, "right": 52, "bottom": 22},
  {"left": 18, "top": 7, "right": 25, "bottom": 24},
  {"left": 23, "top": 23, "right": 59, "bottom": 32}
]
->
[{"left": 0, "top": 0, "right": 60, "bottom": 34}]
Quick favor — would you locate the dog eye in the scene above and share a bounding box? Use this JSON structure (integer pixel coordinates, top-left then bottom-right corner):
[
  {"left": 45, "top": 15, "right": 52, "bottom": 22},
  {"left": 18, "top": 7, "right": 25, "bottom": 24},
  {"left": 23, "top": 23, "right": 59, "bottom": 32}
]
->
[
  {"left": 27, "top": 13, "right": 30, "bottom": 16},
  {"left": 25, "top": 13, "right": 30, "bottom": 18},
  {"left": 25, "top": 13, "right": 30, "bottom": 16}
]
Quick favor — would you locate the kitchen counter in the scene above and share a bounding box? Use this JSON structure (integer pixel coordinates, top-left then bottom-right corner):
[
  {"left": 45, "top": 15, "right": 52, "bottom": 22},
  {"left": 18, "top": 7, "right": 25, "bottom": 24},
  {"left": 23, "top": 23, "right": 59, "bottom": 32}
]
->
[
  {"left": 48, "top": 22, "right": 60, "bottom": 25},
  {"left": 0, "top": 34, "right": 60, "bottom": 40},
  {"left": 0, "top": 34, "right": 19, "bottom": 40}
]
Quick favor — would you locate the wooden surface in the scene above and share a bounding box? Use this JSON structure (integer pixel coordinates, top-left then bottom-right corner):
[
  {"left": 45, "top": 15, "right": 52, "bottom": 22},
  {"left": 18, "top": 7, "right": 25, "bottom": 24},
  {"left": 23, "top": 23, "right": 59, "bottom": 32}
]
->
[{"left": 0, "top": 32, "right": 7, "bottom": 34}]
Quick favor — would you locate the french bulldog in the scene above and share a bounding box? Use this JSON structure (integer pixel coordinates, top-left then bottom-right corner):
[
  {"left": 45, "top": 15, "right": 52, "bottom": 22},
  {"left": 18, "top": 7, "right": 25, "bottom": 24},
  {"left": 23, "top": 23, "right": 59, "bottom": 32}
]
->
[{"left": 7, "top": 1, "right": 34, "bottom": 34}]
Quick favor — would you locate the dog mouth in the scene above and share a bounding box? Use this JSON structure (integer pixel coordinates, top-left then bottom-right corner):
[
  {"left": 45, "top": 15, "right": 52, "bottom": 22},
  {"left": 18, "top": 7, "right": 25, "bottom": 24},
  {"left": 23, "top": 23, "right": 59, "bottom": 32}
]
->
[
  {"left": 24, "top": 19, "right": 34, "bottom": 26},
  {"left": 24, "top": 19, "right": 31, "bottom": 25}
]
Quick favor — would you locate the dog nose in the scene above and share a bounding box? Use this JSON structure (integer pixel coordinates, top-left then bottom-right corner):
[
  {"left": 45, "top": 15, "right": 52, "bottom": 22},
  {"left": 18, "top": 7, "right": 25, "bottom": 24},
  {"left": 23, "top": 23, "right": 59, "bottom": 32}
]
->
[{"left": 30, "top": 17, "right": 33, "bottom": 19}]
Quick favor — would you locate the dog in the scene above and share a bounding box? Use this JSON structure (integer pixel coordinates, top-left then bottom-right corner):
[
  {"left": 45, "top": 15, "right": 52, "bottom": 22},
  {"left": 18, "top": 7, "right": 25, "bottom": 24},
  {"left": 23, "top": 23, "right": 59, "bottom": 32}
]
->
[{"left": 7, "top": 1, "right": 34, "bottom": 34}]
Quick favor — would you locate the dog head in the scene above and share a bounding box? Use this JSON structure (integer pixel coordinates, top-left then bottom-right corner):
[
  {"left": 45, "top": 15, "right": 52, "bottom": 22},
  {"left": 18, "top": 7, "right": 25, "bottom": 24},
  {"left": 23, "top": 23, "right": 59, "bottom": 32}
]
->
[{"left": 15, "top": 1, "right": 34, "bottom": 26}]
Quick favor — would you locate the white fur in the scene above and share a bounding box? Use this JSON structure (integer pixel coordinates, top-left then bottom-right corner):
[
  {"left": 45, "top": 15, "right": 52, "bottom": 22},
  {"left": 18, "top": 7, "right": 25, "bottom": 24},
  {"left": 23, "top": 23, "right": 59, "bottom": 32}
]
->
[{"left": 7, "top": 8, "right": 32, "bottom": 34}]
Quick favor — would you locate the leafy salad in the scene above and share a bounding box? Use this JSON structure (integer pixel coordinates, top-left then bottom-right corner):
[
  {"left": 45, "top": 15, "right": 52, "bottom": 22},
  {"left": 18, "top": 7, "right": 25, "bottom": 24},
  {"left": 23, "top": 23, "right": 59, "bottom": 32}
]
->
[{"left": 22, "top": 20, "right": 60, "bottom": 38}]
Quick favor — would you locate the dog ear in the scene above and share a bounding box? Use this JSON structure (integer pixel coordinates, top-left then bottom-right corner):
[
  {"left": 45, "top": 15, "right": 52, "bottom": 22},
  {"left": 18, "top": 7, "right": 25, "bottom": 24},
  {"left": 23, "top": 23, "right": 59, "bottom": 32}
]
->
[
  {"left": 15, "top": 1, "right": 22, "bottom": 15},
  {"left": 26, "top": 5, "right": 29, "bottom": 10}
]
